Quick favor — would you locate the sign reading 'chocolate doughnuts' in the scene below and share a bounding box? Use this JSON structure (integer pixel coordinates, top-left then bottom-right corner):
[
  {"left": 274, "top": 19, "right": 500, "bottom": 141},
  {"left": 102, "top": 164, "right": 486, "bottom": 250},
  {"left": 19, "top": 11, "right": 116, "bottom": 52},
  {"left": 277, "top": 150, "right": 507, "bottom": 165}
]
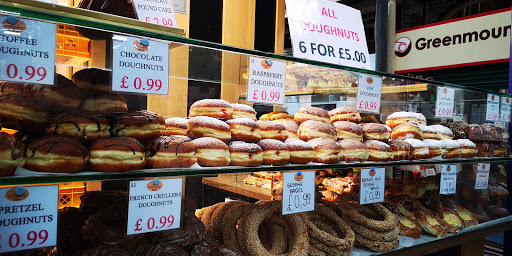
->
[{"left": 0, "top": 185, "right": 58, "bottom": 253}]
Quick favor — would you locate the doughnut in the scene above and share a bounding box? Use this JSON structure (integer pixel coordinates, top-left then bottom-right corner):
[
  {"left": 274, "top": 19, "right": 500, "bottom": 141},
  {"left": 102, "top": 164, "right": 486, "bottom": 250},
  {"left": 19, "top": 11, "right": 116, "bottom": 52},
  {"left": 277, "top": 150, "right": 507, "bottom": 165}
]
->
[
  {"left": 297, "top": 120, "right": 337, "bottom": 141},
  {"left": 80, "top": 94, "right": 128, "bottom": 114},
  {"left": 186, "top": 116, "right": 231, "bottom": 143},
  {"left": 165, "top": 117, "right": 188, "bottom": 136},
  {"left": 386, "top": 140, "right": 413, "bottom": 160},
  {"left": 259, "top": 111, "right": 294, "bottom": 121},
  {"left": 447, "top": 122, "right": 468, "bottom": 139},
  {"left": 0, "top": 132, "right": 25, "bottom": 176},
  {"left": 237, "top": 200, "right": 309, "bottom": 256},
  {"left": 328, "top": 106, "right": 361, "bottom": 123},
  {"left": 363, "top": 140, "right": 393, "bottom": 162},
  {"left": 226, "top": 118, "right": 261, "bottom": 142},
  {"left": 395, "top": 195, "right": 423, "bottom": 218},
  {"left": 401, "top": 139, "right": 429, "bottom": 159},
  {"left": 339, "top": 139, "right": 369, "bottom": 162},
  {"left": 385, "top": 111, "right": 426, "bottom": 129},
  {"left": 189, "top": 99, "right": 233, "bottom": 120},
  {"left": 231, "top": 103, "right": 257, "bottom": 120},
  {"left": 476, "top": 142, "right": 492, "bottom": 157},
  {"left": 274, "top": 119, "right": 299, "bottom": 139},
  {"left": 257, "top": 139, "right": 290, "bottom": 166},
  {"left": 228, "top": 141, "right": 263, "bottom": 166},
  {"left": 420, "top": 125, "right": 439, "bottom": 140},
  {"left": 150, "top": 213, "right": 207, "bottom": 247},
  {"left": 47, "top": 111, "right": 110, "bottom": 143},
  {"left": 492, "top": 141, "right": 511, "bottom": 157},
  {"left": 89, "top": 137, "right": 145, "bottom": 172},
  {"left": 457, "top": 139, "right": 477, "bottom": 158},
  {"left": 285, "top": 139, "right": 315, "bottom": 164},
  {"left": 72, "top": 68, "right": 111, "bottom": 93},
  {"left": 111, "top": 110, "right": 166, "bottom": 142},
  {"left": 361, "top": 123, "right": 391, "bottom": 142},
  {"left": 332, "top": 121, "right": 363, "bottom": 141},
  {"left": 294, "top": 106, "right": 330, "bottom": 124},
  {"left": 191, "top": 241, "right": 241, "bottom": 256},
  {"left": 339, "top": 203, "right": 397, "bottom": 232},
  {"left": 414, "top": 206, "right": 448, "bottom": 237},
  {"left": 390, "top": 123, "right": 423, "bottom": 140},
  {"left": 439, "top": 139, "right": 461, "bottom": 158},
  {"left": 25, "top": 136, "right": 89, "bottom": 173},
  {"left": 189, "top": 137, "right": 230, "bottom": 167},
  {"left": 423, "top": 139, "right": 446, "bottom": 158},
  {"left": 256, "top": 120, "right": 288, "bottom": 141},
  {"left": 430, "top": 124, "right": 454, "bottom": 139},
  {"left": 222, "top": 203, "right": 254, "bottom": 253},
  {"left": 145, "top": 136, "right": 197, "bottom": 168},
  {"left": 0, "top": 95, "right": 48, "bottom": 132},
  {"left": 442, "top": 207, "right": 464, "bottom": 233},
  {"left": 209, "top": 201, "right": 246, "bottom": 242},
  {"left": 307, "top": 137, "right": 342, "bottom": 163},
  {"left": 397, "top": 216, "right": 422, "bottom": 239}
]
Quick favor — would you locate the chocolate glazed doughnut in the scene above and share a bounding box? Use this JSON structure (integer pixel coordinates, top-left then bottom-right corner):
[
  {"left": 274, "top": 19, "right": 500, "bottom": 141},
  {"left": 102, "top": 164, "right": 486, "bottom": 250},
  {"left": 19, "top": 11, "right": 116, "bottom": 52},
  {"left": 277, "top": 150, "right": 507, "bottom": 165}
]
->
[
  {"left": 89, "top": 137, "right": 145, "bottom": 172},
  {"left": 110, "top": 110, "right": 166, "bottom": 142},
  {"left": 25, "top": 136, "right": 89, "bottom": 173},
  {"left": 47, "top": 111, "right": 110, "bottom": 143},
  {"left": 145, "top": 136, "right": 197, "bottom": 168}
]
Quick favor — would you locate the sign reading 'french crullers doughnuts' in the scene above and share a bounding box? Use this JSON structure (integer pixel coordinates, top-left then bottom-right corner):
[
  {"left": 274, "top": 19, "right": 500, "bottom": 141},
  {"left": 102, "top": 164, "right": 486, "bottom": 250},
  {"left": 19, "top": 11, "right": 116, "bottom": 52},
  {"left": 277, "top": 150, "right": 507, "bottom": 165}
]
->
[
  {"left": 282, "top": 171, "right": 315, "bottom": 215},
  {"left": 112, "top": 35, "right": 169, "bottom": 95},
  {"left": 127, "top": 178, "right": 182, "bottom": 235},
  {"left": 0, "top": 16, "right": 56, "bottom": 85},
  {"left": 0, "top": 185, "right": 58, "bottom": 253}
]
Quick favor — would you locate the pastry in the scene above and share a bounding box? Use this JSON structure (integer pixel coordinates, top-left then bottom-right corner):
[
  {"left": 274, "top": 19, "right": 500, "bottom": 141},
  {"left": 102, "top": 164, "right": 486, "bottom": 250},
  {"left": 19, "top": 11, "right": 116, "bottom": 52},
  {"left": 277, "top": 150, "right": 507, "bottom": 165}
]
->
[
  {"left": 339, "top": 139, "right": 369, "bottom": 162},
  {"left": 430, "top": 125, "right": 454, "bottom": 139},
  {"left": 228, "top": 141, "right": 263, "bottom": 167},
  {"left": 26, "top": 136, "right": 89, "bottom": 173},
  {"left": 404, "top": 139, "right": 430, "bottom": 159},
  {"left": 165, "top": 117, "right": 188, "bottom": 136},
  {"left": 258, "top": 139, "right": 290, "bottom": 166},
  {"left": 72, "top": 68, "right": 111, "bottom": 93},
  {"left": 187, "top": 116, "right": 231, "bottom": 143},
  {"left": 257, "top": 121, "right": 288, "bottom": 141},
  {"left": 191, "top": 137, "right": 230, "bottom": 167},
  {"left": 361, "top": 123, "right": 391, "bottom": 142},
  {"left": 363, "top": 140, "right": 393, "bottom": 161},
  {"left": 332, "top": 121, "right": 363, "bottom": 141},
  {"left": 80, "top": 94, "right": 128, "bottom": 114},
  {"left": 328, "top": 106, "right": 361, "bottom": 123},
  {"left": 47, "top": 111, "right": 110, "bottom": 143},
  {"left": 386, "top": 140, "right": 413, "bottom": 161},
  {"left": 419, "top": 125, "right": 439, "bottom": 140},
  {"left": 440, "top": 139, "right": 461, "bottom": 158},
  {"left": 423, "top": 139, "right": 446, "bottom": 158},
  {"left": 294, "top": 106, "right": 330, "bottom": 124},
  {"left": 275, "top": 119, "right": 299, "bottom": 139},
  {"left": 0, "top": 95, "right": 48, "bottom": 133},
  {"left": 285, "top": 139, "right": 315, "bottom": 164},
  {"left": 146, "top": 136, "right": 198, "bottom": 168},
  {"left": 457, "top": 139, "right": 477, "bottom": 158},
  {"left": 0, "top": 132, "right": 25, "bottom": 176},
  {"left": 307, "top": 138, "right": 342, "bottom": 163},
  {"left": 390, "top": 123, "right": 423, "bottom": 140},
  {"left": 385, "top": 111, "right": 426, "bottom": 129},
  {"left": 231, "top": 103, "right": 257, "bottom": 120},
  {"left": 111, "top": 110, "right": 166, "bottom": 142},
  {"left": 89, "top": 137, "right": 145, "bottom": 172},
  {"left": 297, "top": 120, "right": 336, "bottom": 141},
  {"left": 259, "top": 111, "right": 294, "bottom": 121},
  {"left": 189, "top": 99, "right": 233, "bottom": 120},
  {"left": 226, "top": 118, "right": 261, "bottom": 143}
]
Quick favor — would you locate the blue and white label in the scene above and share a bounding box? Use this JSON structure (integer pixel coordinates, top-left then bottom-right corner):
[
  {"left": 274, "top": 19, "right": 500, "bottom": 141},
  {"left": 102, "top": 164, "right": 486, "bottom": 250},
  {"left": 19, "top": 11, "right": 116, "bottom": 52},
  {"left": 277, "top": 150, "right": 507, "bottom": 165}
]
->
[
  {"left": 360, "top": 168, "right": 385, "bottom": 204},
  {"left": 440, "top": 164, "right": 457, "bottom": 194},
  {"left": 486, "top": 94, "right": 500, "bottom": 121},
  {"left": 282, "top": 171, "right": 315, "bottom": 215}
]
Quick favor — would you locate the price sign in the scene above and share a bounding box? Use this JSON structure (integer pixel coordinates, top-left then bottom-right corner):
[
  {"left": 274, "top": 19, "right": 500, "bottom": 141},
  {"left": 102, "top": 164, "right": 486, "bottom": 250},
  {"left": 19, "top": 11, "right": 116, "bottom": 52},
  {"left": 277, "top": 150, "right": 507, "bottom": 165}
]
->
[
  {"left": 0, "top": 16, "right": 56, "bottom": 85},
  {"left": 475, "top": 163, "right": 490, "bottom": 190},
  {"left": 486, "top": 94, "right": 500, "bottom": 121},
  {"left": 132, "top": 0, "right": 178, "bottom": 28},
  {"left": 285, "top": 0, "right": 372, "bottom": 69},
  {"left": 435, "top": 87, "right": 455, "bottom": 118},
  {"left": 424, "top": 168, "right": 436, "bottom": 177},
  {"left": 246, "top": 56, "right": 286, "bottom": 105},
  {"left": 440, "top": 164, "right": 457, "bottom": 194},
  {"left": 112, "top": 35, "right": 169, "bottom": 95},
  {"left": 127, "top": 178, "right": 182, "bottom": 235},
  {"left": 0, "top": 185, "right": 58, "bottom": 253},
  {"left": 355, "top": 75, "right": 382, "bottom": 114},
  {"left": 360, "top": 168, "right": 385, "bottom": 204},
  {"left": 282, "top": 171, "right": 315, "bottom": 215},
  {"left": 501, "top": 96, "right": 511, "bottom": 122}
]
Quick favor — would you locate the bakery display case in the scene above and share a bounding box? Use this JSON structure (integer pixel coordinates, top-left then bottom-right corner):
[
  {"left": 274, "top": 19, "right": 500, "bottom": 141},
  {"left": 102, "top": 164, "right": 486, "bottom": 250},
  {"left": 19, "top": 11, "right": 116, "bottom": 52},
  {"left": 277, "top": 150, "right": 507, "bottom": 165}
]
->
[{"left": 0, "top": 0, "right": 512, "bottom": 255}]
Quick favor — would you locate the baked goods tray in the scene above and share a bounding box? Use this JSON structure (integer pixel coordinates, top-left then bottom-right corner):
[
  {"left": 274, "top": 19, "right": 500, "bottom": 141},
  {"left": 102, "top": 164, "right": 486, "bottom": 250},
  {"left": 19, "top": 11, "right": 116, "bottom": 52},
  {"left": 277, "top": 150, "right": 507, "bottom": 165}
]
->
[
  {"left": 350, "top": 215, "right": 512, "bottom": 255},
  {"left": 1, "top": 157, "right": 511, "bottom": 186}
]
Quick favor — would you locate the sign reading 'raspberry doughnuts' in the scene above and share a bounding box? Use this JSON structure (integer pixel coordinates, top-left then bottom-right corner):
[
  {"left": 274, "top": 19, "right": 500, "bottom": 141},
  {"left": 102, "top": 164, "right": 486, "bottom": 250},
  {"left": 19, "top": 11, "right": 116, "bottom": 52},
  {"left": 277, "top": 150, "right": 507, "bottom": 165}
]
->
[
  {"left": 282, "top": 171, "right": 315, "bottom": 215},
  {"left": 247, "top": 56, "right": 286, "bottom": 105},
  {"left": 127, "top": 178, "right": 182, "bottom": 235},
  {"left": 360, "top": 168, "right": 384, "bottom": 204},
  {"left": 0, "top": 15, "right": 56, "bottom": 85},
  {"left": 0, "top": 185, "right": 58, "bottom": 253},
  {"left": 112, "top": 35, "right": 169, "bottom": 95}
]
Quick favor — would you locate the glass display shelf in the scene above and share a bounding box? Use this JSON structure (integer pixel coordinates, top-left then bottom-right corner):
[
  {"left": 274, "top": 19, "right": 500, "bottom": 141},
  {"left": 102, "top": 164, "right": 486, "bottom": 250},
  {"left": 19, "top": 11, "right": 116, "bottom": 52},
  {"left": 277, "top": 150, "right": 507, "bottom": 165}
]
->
[{"left": 1, "top": 157, "right": 510, "bottom": 186}]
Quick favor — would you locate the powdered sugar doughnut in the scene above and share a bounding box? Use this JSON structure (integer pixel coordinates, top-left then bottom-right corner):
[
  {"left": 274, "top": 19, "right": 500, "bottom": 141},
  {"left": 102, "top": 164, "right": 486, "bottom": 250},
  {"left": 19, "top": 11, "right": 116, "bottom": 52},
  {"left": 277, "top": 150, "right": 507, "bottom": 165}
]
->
[
  {"left": 226, "top": 118, "right": 261, "bottom": 142},
  {"left": 420, "top": 125, "right": 439, "bottom": 140},
  {"left": 275, "top": 119, "right": 299, "bottom": 139},
  {"left": 165, "top": 117, "right": 188, "bottom": 136},
  {"left": 297, "top": 120, "right": 336, "bottom": 141},
  {"left": 232, "top": 104, "right": 257, "bottom": 120},
  {"left": 328, "top": 106, "right": 361, "bottom": 123},
  {"left": 257, "top": 121, "right": 288, "bottom": 141},
  {"left": 363, "top": 140, "right": 393, "bottom": 161},
  {"left": 440, "top": 139, "right": 461, "bottom": 158},
  {"left": 307, "top": 138, "right": 342, "bottom": 163},
  {"left": 187, "top": 116, "right": 231, "bottom": 143},
  {"left": 390, "top": 123, "right": 423, "bottom": 140},
  {"left": 258, "top": 139, "right": 290, "bottom": 166},
  {"left": 332, "top": 121, "right": 363, "bottom": 142},
  {"left": 189, "top": 99, "right": 233, "bottom": 120},
  {"left": 361, "top": 123, "right": 391, "bottom": 142},
  {"left": 422, "top": 139, "right": 446, "bottom": 158},
  {"left": 294, "top": 106, "right": 330, "bottom": 124},
  {"left": 431, "top": 125, "right": 454, "bottom": 139},
  {"left": 339, "top": 139, "right": 369, "bottom": 162},
  {"left": 457, "top": 139, "right": 477, "bottom": 158},
  {"left": 285, "top": 139, "right": 315, "bottom": 164},
  {"left": 385, "top": 112, "right": 426, "bottom": 129},
  {"left": 404, "top": 139, "right": 430, "bottom": 159},
  {"left": 191, "top": 137, "right": 230, "bottom": 166},
  {"left": 228, "top": 141, "right": 263, "bottom": 167},
  {"left": 387, "top": 140, "right": 413, "bottom": 160}
]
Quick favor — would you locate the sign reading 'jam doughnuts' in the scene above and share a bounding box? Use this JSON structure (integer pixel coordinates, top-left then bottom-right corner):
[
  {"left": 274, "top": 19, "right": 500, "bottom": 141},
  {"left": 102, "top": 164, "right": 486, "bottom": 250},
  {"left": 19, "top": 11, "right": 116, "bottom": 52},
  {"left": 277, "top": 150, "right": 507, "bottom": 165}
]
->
[
  {"left": 112, "top": 35, "right": 169, "bottom": 95},
  {"left": 0, "top": 185, "right": 58, "bottom": 253},
  {"left": 0, "top": 16, "right": 56, "bottom": 85},
  {"left": 282, "top": 171, "right": 315, "bottom": 215},
  {"left": 127, "top": 178, "right": 182, "bottom": 235}
]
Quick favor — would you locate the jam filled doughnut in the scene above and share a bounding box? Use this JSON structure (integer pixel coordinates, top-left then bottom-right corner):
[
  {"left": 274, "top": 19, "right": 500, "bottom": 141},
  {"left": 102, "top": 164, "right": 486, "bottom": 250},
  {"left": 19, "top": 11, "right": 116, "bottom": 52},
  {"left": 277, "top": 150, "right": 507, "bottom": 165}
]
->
[
  {"left": 89, "top": 137, "right": 145, "bottom": 172},
  {"left": 332, "top": 121, "right": 363, "bottom": 142},
  {"left": 187, "top": 116, "right": 231, "bottom": 143},
  {"left": 258, "top": 139, "right": 290, "bottom": 166},
  {"left": 26, "top": 136, "right": 89, "bottom": 173},
  {"left": 385, "top": 112, "right": 426, "bottom": 129},
  {"left": 363, "top": 140, "right": 393, "bottom": 162},
  {"left": 111, "top": 110, "right": 166, "bottom": 142},
  {"left": 423, "top": 139, "right": 446, "bottom": 158},
  {"left": 226, "top": 118, "right": 261, "bottom": 143},
  {"left": 440, "top": 139, "right": 461, "bottom": 158},
  {"left": 146, "top": 136, "right": 198, "bottom": 168},
  {"left": 285, "top": 139, "right": 315, "bottom": 164},
  {"left": 387, "top": 140, "right": 413, "bottom": 161},
  {"left": 256, "top": 121, "right": 288, "bottom": 141},
  {"left": 339, "top": 139, "right": 369, "bottom": 162},
  {"left": 80, "top": 94, "right": 128, "bottom": 114},
  {"left": 191, "top": 137, "right": 230, "bottom": 167},
  {"left": 390, "top": 123, "right": 423, "bottom": 140},
  {"left": 189, "top": 99, "right": 233, "bottom": 120},
  {"left": 404, "top": 139, "right": 430, "bottom": 159},
  {"left": 420, "top": 125, "right": 439, "bottom": 140},
  {"left": 72, "top": 68, "right": 111, "bottom": 94},
  {"left": 361, "top": 123, "right": 391, "bottom": 142},
  {"left": 228, "top": 141, "right": 263, "bottom": 167},
  {"left": 328, "top": 106, "right": 361, "bottom": 123},
  {"left": 232, "top": 103, "right": 257, "bottom": 120},
  {"left": 47, "top": 111, "right": 110, "bottom": 143},
  {"left": 457, "top": 139, "right": 477, "bottom": 158},
  {"left": 294, "top": 106, "right": 330, "bottom": 124},
  {"left": 0, "top": 132, "right": 25, "bottom": 176},
  {"left": 430, "top": 125, "right": 454, "bottom": 139},
  {"left": 0, "top": 95, "right": 48, "bottom": 133},
  {"left": 307, "top": 138, "right": 342, "bottom": 164},
  {"left": 275, "top": 119, "right": 299, "bottom": 139},
  {"left": 297, "top": 120, "right": 337, "bottom": 141},
  {"left": 165, "top": 117, "right": 188, "bottom": 136},
  {"left": 259, "top": 111, "right": 294, "bottom": 121}
]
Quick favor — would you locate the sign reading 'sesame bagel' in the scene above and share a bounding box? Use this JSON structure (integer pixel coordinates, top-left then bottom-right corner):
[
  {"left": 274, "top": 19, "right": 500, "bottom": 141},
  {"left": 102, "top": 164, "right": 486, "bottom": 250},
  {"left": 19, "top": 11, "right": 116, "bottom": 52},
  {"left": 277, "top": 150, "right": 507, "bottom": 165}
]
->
[{"left": 394, "top": 8, "right": 510, "bottom": 73}]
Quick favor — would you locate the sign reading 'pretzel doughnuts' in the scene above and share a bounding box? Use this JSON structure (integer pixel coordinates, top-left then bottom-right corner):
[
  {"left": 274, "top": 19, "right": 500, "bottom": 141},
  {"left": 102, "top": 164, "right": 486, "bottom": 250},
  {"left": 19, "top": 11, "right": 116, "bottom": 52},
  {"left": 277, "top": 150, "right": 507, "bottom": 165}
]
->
[{"left": 282, "top": 171, "right": 315, "bottom": 215}]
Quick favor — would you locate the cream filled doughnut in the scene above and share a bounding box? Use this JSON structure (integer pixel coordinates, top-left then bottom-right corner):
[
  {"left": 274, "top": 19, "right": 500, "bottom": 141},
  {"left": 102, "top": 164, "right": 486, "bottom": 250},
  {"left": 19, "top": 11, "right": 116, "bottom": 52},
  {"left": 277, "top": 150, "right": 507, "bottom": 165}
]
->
[
  {"left": 294, "top": 106, "right": 330, "bottom": 124},
  {"left": 226, "top": 118, "right": 261, "bottom": 143},
  {"left": 256, "top": 121, "right": 288, "bottom": 141},
  {"left": 110, "top": 110, "right": 166, "bottom": 142},
  {"left": 431, "top": 125, "right": 454, "bottom": 140},
  {"left": 187, "top": 116, "right": 231, "bottom": 143},
  {"left": 297, "top": 120, "right": 336, "bottom": 141},
  {"left": 420, "top": 125, "right": 439, "bottom": 140},
  {"left": 363, "top": 140, "right": 393, "bottom": 162},
  {"left": 189, "top": 99, "right": 233, "bottom": 120},
  {"left": 145, "top": 136, "right": 197, "bottom": 168},
  {"left": 228, "top": 141, "right": 263, "bottom": 167},
  {"left": 439, "top": 139, "right": 461, "bottom": 158},
  {"left": 26, "top": 136, "right": 89, "bottom": 173},
  {"left": 456, "top": 139, "right": 477, "bottom": 158},
  {"left": 385, "top": 112, "right": 426, "bottom": 129},
  {"left": 328, "top": 106, "right": 361, "bottom": 123},
  {"left": 258, "top": 139, "right": 290, "bottom": 166},
  {"left": 361, "top": 123, "right": 391, "bottom": 142},
  {"left": 307, "top": 138, "right": 342, "bottom": 164},
  {"left": 231, "top": 104, "right": 257, "bottom": 120},
  {"left": 165, "top": 117, "right": 188, "bottom": 136},
  {"left": 338, "top": 139, "right": 369, "bottom": 162},
  {"left": 332, "top": 121, "right": 363, "bottom": 142},
  {"left": 80, "top": 94, "right": 128, "bottom": 114},
  {"left": 422, "top": 139, "right": 446, "bottom": 158},
  {"left": 191, "top": 137, "right": 230, "bottom": 167},
  {"left": 275, "top": 120, "right": 299, "bottom": 139},
  {"left": 387, "top": 140, "right": 413, "bottom": 161},
  {"left": 390, "top": 123, "right": 423, "bottom": 140},
  {"left": 404, "top": 139, "right": 430, "bottom": 160},
  {"left": 89, "top": 137, "right": 144, "bottom": 172},
  {"left": 285, "top": 139, "right": 315, "bottom": 164}
]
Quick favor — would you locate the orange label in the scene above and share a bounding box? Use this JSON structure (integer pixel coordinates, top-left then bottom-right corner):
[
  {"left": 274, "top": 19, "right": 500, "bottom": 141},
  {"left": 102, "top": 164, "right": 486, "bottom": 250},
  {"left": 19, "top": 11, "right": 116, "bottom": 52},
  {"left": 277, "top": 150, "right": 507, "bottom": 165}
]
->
[
  {"left": 147, "top": 181, "right": 163, "bottom": 191},
  {"left": 294, "top": 172, "right": 304, "bottom": 182},
  {"left": 5, "top": 187, "right": 29, "bottom": 201}
]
